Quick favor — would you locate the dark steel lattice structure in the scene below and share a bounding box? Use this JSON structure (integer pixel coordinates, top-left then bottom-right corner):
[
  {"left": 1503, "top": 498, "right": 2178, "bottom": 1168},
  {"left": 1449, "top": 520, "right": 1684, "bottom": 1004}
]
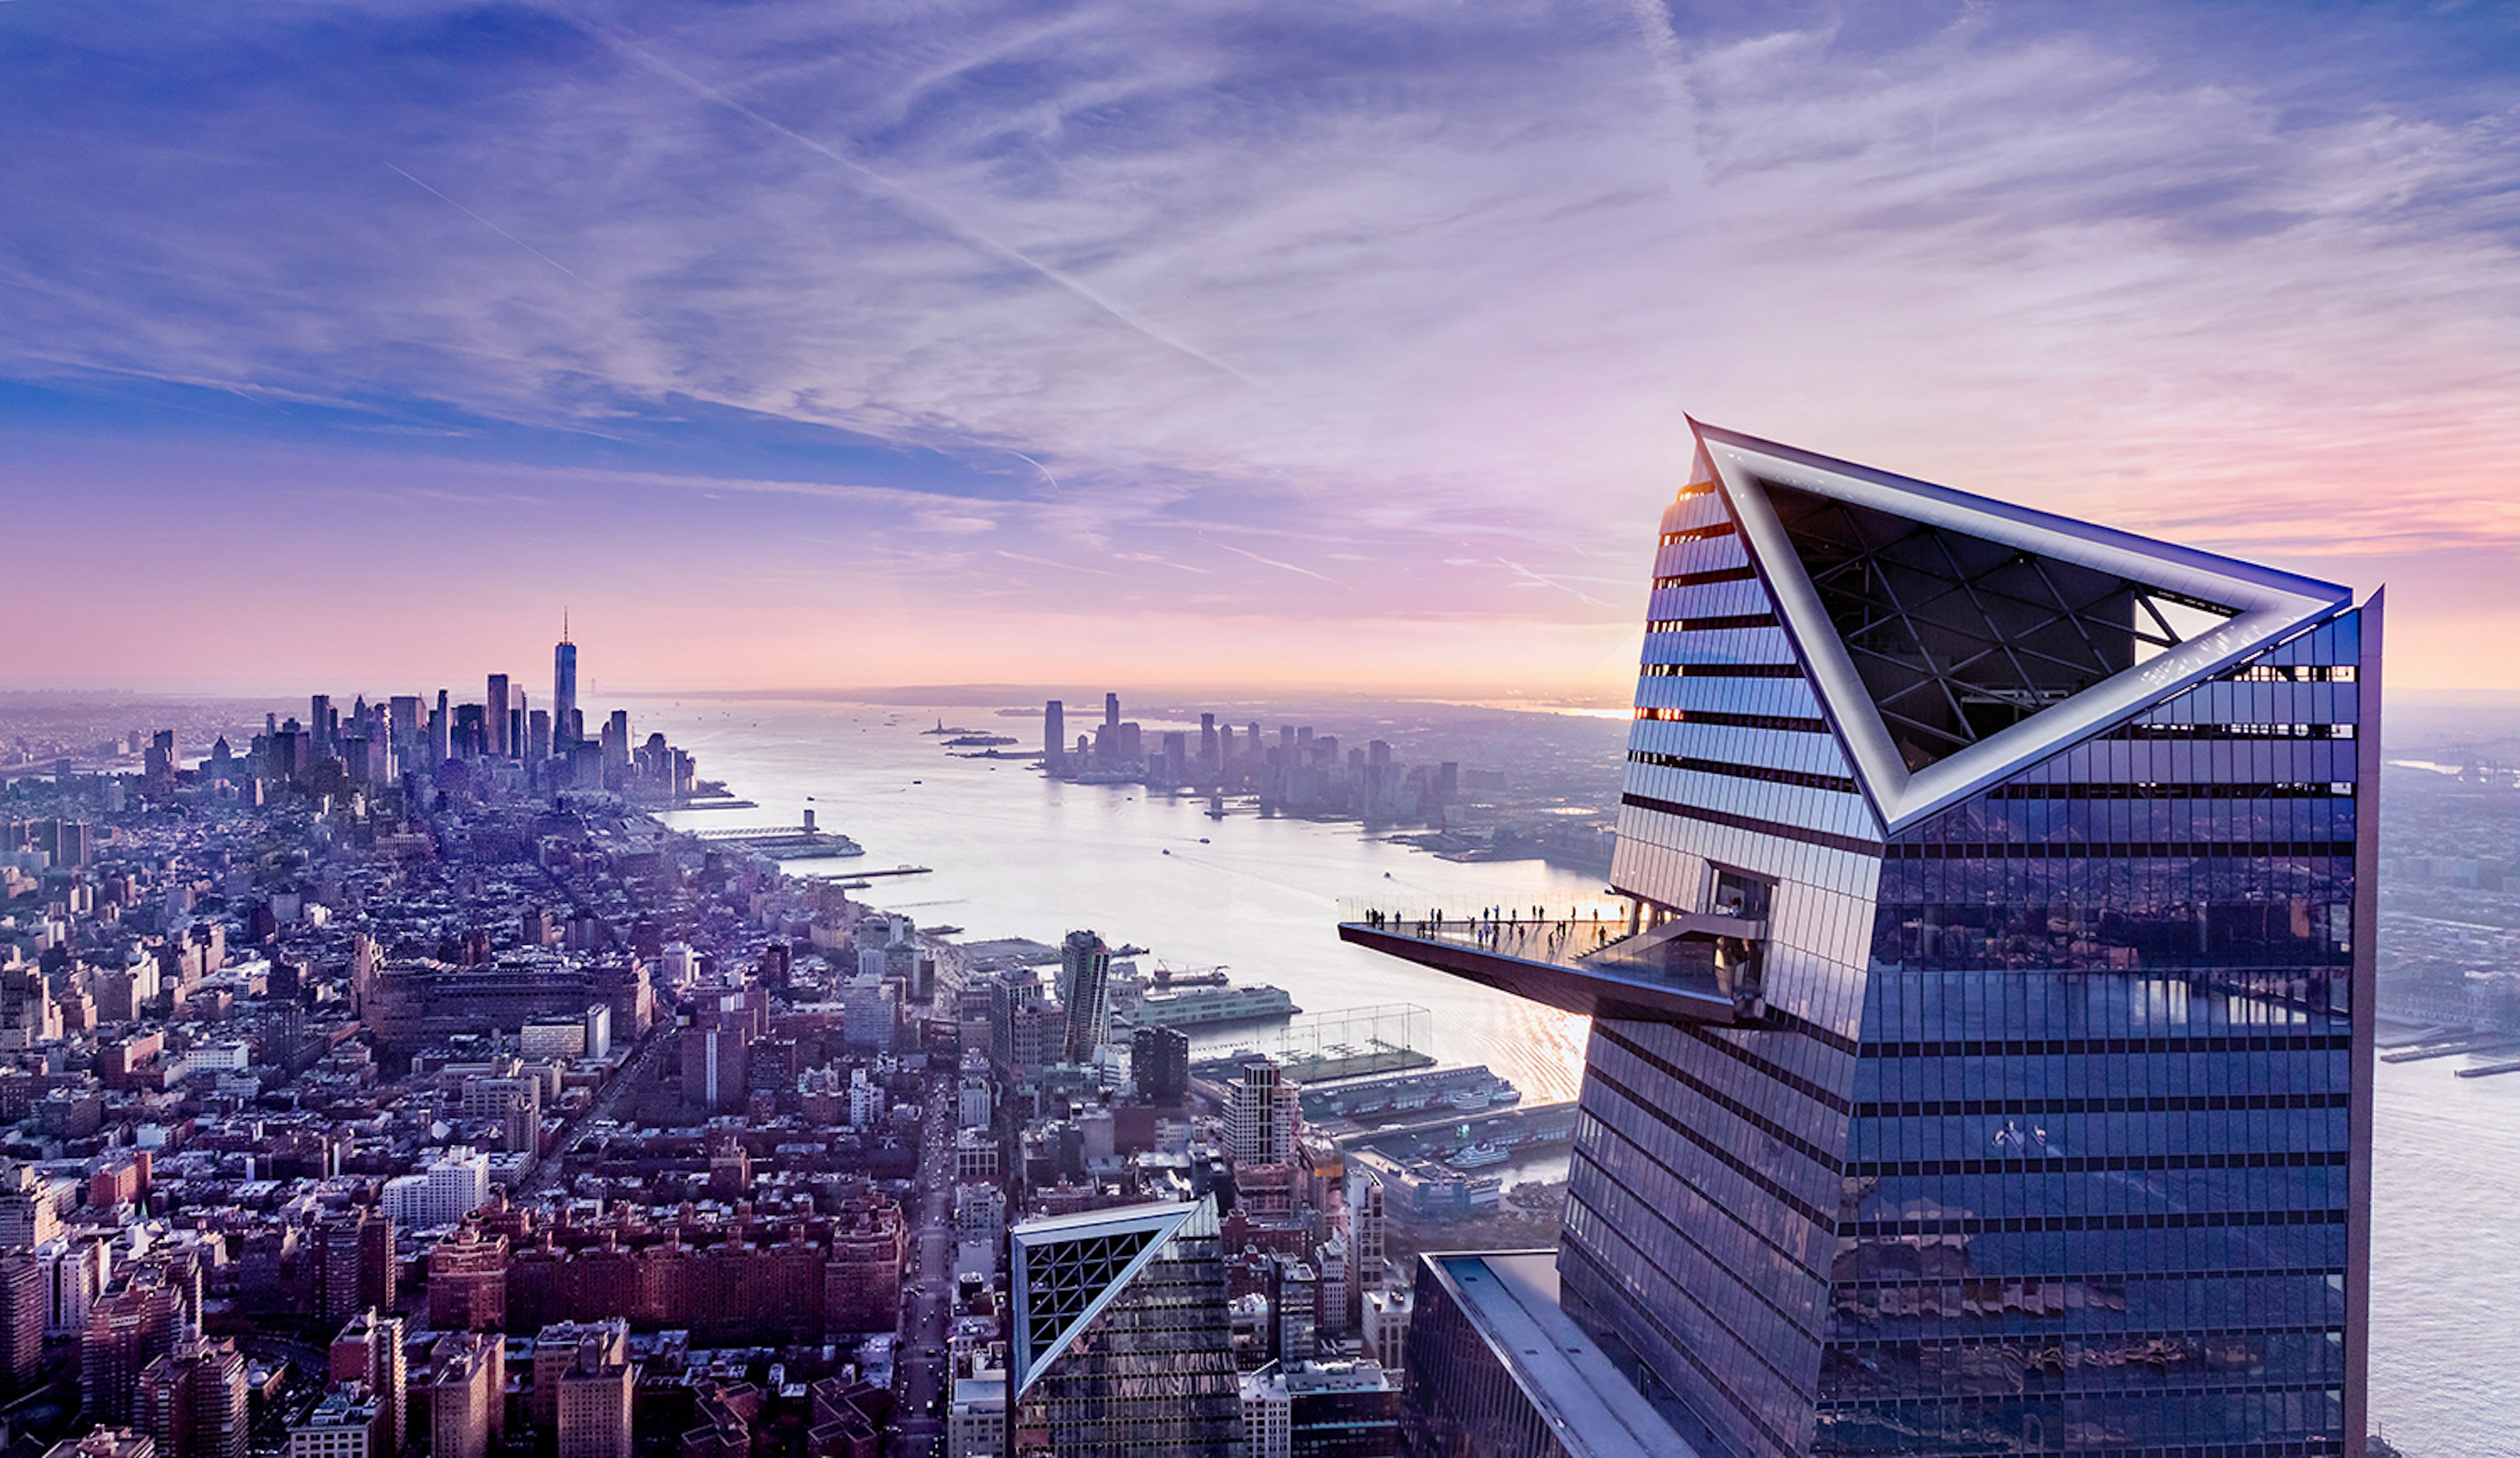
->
[{"left": 1764, "top": 480, "right": 2240, "bottom": 770}]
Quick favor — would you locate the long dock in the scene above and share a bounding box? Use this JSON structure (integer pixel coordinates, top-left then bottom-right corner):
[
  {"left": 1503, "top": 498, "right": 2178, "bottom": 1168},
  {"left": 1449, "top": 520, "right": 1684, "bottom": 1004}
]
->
[
  {"left": 2382, "top": 1035, "right": 2520, "bottom": 1064},
  {"left": 1331, "top": 1100, "right": 1578, "bottom": 1153}
]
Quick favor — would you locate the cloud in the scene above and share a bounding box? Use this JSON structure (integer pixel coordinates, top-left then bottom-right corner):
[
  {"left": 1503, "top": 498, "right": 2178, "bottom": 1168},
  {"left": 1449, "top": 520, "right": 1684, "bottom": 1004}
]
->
[
  {"left": 1202, "top": 537, "right": 1356, "bottom": 592},
  {"left": 1, "top": 1, "right": 2517, "bottom": 686}
]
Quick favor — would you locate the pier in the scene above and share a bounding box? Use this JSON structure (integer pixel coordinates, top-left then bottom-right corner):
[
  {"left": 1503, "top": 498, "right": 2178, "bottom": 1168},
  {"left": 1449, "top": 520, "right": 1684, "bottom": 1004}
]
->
[
  {"left": 1330, "top": 1100, "right": 1578, "bottom": 1156},
  {"left": 1185, "top": 1003, "right": 1433, "bottom": 1087},
  {"left": 2380, "top": 1033, "right": 2520, "bottom": 1064}
]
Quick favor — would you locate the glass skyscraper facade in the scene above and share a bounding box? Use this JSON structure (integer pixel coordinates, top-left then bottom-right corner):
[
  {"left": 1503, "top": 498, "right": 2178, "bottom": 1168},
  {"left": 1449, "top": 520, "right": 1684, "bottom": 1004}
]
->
[
  {"left": 1349, "top": 424, "right": 2376, "bottom": 1458},
  {"left": 1009, "top": 1197, "right": 1244, "bottom": 1457}
]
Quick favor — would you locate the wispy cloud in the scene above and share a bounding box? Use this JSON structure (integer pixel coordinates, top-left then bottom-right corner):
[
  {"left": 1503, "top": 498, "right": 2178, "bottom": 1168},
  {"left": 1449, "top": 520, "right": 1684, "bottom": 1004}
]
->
[
  {"left": 994, "top": 549, "right": 1114, "bottom": 577},
  {"left": 1, "top": 1, "right": 2517, "bottom": 686},
  {"left": 1202, "top": 537, "right": 1356, "bottom": 592}
]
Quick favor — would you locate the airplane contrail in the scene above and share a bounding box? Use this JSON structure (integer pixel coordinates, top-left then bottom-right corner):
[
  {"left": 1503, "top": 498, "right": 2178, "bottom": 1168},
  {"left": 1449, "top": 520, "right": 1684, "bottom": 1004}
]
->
[
  {"left": 1010, "top": 451, "right": 1064, "bottom": 493},
  {"left": 1204, "top": 537, "right": 1357, "bottom": 593},
  {"left": 385, "top": 163, "right": 585, "bottom": 281}
]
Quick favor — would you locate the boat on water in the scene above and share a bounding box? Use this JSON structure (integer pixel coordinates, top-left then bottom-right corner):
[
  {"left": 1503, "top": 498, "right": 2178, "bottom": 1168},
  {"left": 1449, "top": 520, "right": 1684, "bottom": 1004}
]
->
[
  {"left": 1115, "top": 983, "right": 1299, "bottom": 1030},
  {"left": 1448, "top": 1142, "right": 1510, "bottom": 1169}
]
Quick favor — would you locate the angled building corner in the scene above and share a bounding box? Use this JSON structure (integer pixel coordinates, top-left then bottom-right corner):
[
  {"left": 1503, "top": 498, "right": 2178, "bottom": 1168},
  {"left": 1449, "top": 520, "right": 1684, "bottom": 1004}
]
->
[
  {"left": 1348, "top": 423, "right": 2378, "bottom": 1457},
  {"left": 1007, "top": 1196, "right": 1242, "bottom": 1457}
]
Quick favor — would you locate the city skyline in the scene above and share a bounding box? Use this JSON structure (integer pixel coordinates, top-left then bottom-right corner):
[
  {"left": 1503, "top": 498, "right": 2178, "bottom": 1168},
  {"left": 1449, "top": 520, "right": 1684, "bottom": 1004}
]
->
[
  {"left": 1, "top": 5, "right": 2513, "bottom": 1453},
  {"left": 3, "top": 3, "right": 2517, "bottom": 696}
]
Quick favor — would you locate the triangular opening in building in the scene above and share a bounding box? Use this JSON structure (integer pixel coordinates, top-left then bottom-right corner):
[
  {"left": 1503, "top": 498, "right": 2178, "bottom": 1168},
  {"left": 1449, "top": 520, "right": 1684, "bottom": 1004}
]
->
[
  {"left": 1760, "top": 479, "right": 2240, "bottom": 771},
  {"left": 1021, "top": 1226, "right": 1162, "bottom": 1357}
]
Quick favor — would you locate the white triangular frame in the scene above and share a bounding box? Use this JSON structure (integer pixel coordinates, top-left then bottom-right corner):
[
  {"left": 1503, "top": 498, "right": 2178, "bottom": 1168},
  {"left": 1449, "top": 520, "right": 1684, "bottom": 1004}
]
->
[
  {"left": 1008, "top": 1199, "right": 1201, "bottom": 1399},
  {"left": 1690, "top": 422, "right": 2353, "bottom": 833}
]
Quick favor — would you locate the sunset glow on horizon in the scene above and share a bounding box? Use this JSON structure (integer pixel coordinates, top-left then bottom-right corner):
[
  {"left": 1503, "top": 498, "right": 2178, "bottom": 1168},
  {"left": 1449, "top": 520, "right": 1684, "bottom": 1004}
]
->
[{"left": 3, "top": 2, "right": 2515, "bottom": 697}]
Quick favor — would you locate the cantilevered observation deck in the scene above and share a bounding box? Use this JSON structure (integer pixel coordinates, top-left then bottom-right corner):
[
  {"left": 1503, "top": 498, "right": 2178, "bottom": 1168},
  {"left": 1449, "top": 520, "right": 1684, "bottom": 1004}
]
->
[{"left": 1335, "top": 908, "right": 1765, "bottom": 1025}]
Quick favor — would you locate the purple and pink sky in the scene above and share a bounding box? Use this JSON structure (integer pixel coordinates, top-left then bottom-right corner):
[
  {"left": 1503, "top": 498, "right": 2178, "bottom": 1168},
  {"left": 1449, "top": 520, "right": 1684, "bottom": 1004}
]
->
[{"left": 3, "top": 1, "right": 2514, "bottom": 699}]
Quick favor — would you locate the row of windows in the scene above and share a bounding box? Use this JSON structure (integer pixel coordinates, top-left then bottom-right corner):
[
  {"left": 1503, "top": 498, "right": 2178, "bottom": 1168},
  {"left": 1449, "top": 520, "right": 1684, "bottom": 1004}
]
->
[
  {"left": 1597, "top": 1026, "right": 1845, "bottom": 1175},
  {"left": 1572, "top": 1122, "right": 1838, "bottom": 1370},
  {"left": 1841, "top": 1209, "right": 2346, "bottom": 1237},
  {"left": 1557, "top": 1219, "right": 1809, "bottom": 1458},
  {"left": 1862, "top": 1034, "right": 2349, "bottom": 1059},
  {"left": 2106, "top": 722, "right": 2356, "bottom": 741},
  {"left": 1843, "top": 1150, "right": 2349, "bottom": 1178},
  {"left": 1620, "top": 791, "right": 1884, "bottom": 859},
  {"left": 1900, "top": 800, "right": 2357, "bottom": 851},
  {"left": 1881, "top": 839, "right": 2351, "bottom": 861},
  {"left": 1669, "top": 1023, "right": 1857, "bottom": 1115},
  {"left": 1658, "top": 522, "right": 1739, "bottom": 546},
  {"left": 1626, "top": 750, "right": 1858, "bottom": 795},
  {"left": 1824, "top": 1326, "right": 2344, "bottom": 1343},
  {"left": 1650, "top": 563, "right": 1758, "bottom": 590},
  {"left": 1819, "top": 1332, "right": 2348, "bottom": 1381},
  {"left": 1637, "top": 662, "right": 1805, "bottom": 679},
  {"left": 1829, "top": 1270, "right": 2343, "bottom": 1293},
  {"left": 2225, "top": 665, "right": 2356, "bottom": 682},
  {"left": 1809, "top": 1428, "right": 2345, "bottom": 1458},
  {"left": 1573, "top": 1143, "right": 1840, "bottom": 1402},
  {"left": 1643, "top": 612, "right": 1780, "bottom": 633},
  {"left": 1591, "top": 1065, "right": 1838, "bottom": 1232},
  {"left": 1851, "top": 1093, "right": 2351, "bottom": 1119},
  {"left": 1981, "top": 781, "right": 2353, "bottom": 801},
  {"left": 1624, "top": 707, "right": 1829, "bottom": 734}
]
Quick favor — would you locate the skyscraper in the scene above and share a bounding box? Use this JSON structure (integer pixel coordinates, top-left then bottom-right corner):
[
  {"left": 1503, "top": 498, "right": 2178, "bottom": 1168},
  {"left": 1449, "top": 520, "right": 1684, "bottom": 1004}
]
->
[
  {"left": 84, "top": 1274, "right": 184, "bottom": 1424},
  {"left": 1131, "top": 1026, "right": 1190, "bottom": 1103},
  {"left": 318, "top": 1211, "right": 395, "bottom": 1329},
  {"left": 138, "top": 1334, "right": 249, "bottom": 1458},
  {"left": 1045, "top": 699, "right": 1065, "bottom": 770},
  {"left": 554, "top": 630, "right": 579, "bottom": 748},
  {"left": 288, "top": 1388, "right": 377, "bottom": 1458},
  {"left": 428, "top": 1331, "right": 502, "bottom": 1458},
  {"left": 330, "top": 1308, "right": 406, "bottom": 1458},
  {"left": 1347, "top": 423, "right": 2377, "bottom": 1456},
  {"left": 485, "top": 675, "right": 511, "bottom": 759},
  {"left": 1227, "top": 1058, "right": 1299, "bottom": 1169},
  {"left": 0, "top": 1251, "right": 41, "bottom": 1390},
  {"left": 1009, "top": 1198, "right": 1242, "bottom": 1456},
  {"left": 1060, "top": 930, "right": 1112, "bottom": 1065},
  {"left": 543, "top": 1320, "right": 634, "bottom": 1458},
  {"left": 387, "top": 696, "right": 421, "bottom": 764}
]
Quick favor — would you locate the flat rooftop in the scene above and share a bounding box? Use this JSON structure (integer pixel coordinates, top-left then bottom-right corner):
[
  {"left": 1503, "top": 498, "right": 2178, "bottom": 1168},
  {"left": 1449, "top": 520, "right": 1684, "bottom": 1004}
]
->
[{"left": 1426, "top": 1251, "right": 1700, "bottom": 1458}]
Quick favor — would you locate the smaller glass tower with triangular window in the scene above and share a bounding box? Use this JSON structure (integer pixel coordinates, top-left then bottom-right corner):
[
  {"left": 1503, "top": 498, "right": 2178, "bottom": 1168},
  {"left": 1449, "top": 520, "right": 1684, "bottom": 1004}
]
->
[
  {"left": 1008, "top": 1197, "right": 1242, "bottom": 1457},
  {"left": 1345, "top": 423, "right": 2377, "bottom": 1457}
]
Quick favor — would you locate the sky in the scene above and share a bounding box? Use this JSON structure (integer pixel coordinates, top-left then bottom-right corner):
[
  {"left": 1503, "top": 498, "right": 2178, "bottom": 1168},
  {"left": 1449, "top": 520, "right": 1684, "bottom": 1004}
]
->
[{"left": 1, "top": 0, "right": 2515, "bottom": 699}]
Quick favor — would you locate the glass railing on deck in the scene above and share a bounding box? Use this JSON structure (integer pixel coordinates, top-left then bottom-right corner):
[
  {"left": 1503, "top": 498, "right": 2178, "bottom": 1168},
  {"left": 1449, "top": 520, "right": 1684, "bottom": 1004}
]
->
[{"left": 1335, "top": 898, "right": 1765, "bottom": 1014}]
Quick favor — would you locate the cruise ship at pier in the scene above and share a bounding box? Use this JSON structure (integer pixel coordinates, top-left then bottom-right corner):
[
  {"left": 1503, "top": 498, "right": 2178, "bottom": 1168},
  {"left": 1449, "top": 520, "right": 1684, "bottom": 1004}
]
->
[{"left": 1112, "top": 982, "right": 1298, "bottom": 1030}]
